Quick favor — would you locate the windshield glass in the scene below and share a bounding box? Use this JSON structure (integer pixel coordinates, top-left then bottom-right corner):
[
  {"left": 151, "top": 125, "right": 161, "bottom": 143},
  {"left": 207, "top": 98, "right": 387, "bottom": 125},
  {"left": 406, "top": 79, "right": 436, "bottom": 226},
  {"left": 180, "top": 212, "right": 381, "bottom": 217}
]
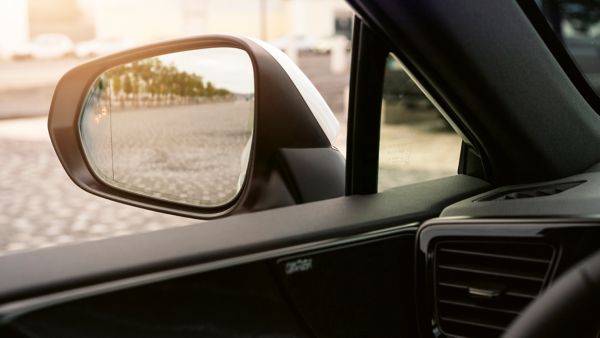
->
[{"left": 538, "top": 0, "right": 600, "bottom": 94}]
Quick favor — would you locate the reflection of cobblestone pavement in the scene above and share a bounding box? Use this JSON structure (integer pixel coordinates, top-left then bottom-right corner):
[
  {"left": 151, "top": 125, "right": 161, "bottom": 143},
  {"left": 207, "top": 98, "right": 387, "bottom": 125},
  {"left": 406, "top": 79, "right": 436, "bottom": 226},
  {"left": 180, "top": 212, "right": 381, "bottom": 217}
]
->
[
  {"left": 83, "top": 102, "right": 253, "bottom": 207},
  {"left": 0, "top": 137, "right": 193, "bottom": 252}
]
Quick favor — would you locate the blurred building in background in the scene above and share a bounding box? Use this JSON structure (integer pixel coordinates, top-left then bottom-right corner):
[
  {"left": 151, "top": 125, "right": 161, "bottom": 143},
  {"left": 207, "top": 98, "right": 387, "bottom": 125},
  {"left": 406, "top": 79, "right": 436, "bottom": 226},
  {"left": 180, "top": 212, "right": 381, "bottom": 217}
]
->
[
  {"left": 28, "top": 0, "right": 94, "bottom": 41},
  {"left": 0, "top": 0, "right": 29, "bottom": 59},
  {"left": 88, "top": 0, "right": 352, "bottom": 44},
  {"left": 0, "top": 0, "right": 352, "bottom": 60}
]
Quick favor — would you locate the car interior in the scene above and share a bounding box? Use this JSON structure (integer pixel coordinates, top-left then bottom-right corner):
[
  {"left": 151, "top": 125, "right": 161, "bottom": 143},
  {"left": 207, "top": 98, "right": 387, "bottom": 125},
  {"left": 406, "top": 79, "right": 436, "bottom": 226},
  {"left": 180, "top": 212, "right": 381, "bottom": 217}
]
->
[{"left": 0, "top": 0, "right": 599, "bottom": 337}]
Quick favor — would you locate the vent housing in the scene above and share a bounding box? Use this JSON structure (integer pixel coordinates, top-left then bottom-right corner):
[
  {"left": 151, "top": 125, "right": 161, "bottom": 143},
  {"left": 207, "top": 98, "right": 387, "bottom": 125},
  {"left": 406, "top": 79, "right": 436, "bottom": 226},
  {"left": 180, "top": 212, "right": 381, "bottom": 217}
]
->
[
  {"left": 478, "top": 181, "right": 584, "bottom": 201},
  {"left": 434, "top": 241, "right": 556, "bottom": 338}
]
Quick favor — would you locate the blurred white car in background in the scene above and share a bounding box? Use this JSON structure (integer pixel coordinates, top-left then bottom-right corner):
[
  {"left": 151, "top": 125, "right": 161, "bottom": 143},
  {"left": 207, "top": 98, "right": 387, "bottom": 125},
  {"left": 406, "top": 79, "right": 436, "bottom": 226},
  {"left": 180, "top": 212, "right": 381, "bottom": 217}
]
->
[
  {"left": 313, "top": 35, "right": 350, "bottom": 54},
  {"left": 270, "top": 35, "right": 349, "bottom": 54},
  {"left": 75, "top": 38, "right": 134, "bottom": 58},
  {"left": 269, "top": 35, "right": 318, "bottom": 53},
  {"left": 12, "top": 34, "right": 74, "bottom": 60}
]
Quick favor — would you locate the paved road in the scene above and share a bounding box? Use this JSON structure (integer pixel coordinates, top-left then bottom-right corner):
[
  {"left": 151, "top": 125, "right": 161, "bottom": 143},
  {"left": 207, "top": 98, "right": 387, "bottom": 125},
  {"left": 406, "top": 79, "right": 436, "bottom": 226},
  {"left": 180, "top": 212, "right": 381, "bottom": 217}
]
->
[
  {"left": 378, "top": 111, "right": 461, "bottom": 191},
  {"left": 0, "top": 125, "right": 194, "bottom": 252},
  {"left": 0, "top": 59, "right": 82, "bottom": 119},
  {"left": 0, "top": 59, "right": 79, "bottom": 91},
  {"left": 83, "top": 101, "right": 253, "bottom": 207}
]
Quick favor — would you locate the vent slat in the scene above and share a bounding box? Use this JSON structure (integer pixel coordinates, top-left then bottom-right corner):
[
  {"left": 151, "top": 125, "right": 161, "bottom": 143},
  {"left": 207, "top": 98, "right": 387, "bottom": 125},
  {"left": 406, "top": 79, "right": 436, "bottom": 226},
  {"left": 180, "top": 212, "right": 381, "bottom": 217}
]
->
[
  {"left": 439, "top": 299, "right": 521, "bottom": 315},
  {"left": 434, "top": 241, "right": 555, "bottom": 338},
  {"left": 505, "top": 290, "right": 538, "bottom": 299},
  {"left": 438, "top": 248, "right": 551, "bottom": 264},
  {"left": 437, "top": 281, "right": 537, "bottom": 300},
  {"left": 438, "top": 264, "right": 546, "bottom": 282},
  {"left": 439, "top": 316, "right": 506, "bottom": 331}
]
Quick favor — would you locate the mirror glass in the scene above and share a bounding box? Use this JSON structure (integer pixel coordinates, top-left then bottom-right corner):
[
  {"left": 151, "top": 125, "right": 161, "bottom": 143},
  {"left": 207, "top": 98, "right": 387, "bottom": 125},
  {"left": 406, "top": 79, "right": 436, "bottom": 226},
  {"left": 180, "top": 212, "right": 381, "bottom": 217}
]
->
[{"left": 79, "top": 48, "right": 255, "bottom": 208}]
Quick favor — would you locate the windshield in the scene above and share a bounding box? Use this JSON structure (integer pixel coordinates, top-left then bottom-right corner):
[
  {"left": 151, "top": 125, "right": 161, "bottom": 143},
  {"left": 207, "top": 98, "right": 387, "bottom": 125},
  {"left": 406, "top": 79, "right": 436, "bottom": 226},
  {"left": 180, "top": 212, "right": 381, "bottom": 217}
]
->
[{"left": 538, "top": 0, "right": 600, "bottom": 94}]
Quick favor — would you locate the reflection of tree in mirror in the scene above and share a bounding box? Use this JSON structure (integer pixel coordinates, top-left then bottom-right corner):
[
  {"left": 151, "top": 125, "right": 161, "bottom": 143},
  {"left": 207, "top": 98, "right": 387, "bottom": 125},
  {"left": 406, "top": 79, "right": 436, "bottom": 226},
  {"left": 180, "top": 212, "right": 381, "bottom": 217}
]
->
[{"left": 102, "top": 57, "right": 233, "bottom": 109}]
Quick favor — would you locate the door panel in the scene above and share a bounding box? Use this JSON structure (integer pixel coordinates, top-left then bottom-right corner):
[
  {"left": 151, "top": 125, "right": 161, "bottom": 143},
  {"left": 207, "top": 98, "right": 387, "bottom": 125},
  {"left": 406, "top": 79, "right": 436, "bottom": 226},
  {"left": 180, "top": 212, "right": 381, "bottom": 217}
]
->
[
  {"left": 9, "top": 262, "right": 309, "bottom": 338},
  {"left": 0, "top": 175, "right": 490, "bottom": 336},
  {"left": 8, "top": 233, "right": 418, "bottom": 338},
  {"left": 276, "top": 234, "right": 418, "bottom": 337}
]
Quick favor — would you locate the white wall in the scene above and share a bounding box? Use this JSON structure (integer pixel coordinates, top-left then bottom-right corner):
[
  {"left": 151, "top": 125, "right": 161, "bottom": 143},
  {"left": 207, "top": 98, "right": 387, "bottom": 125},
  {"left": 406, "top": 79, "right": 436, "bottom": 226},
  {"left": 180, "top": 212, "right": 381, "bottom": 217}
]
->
[
  {"left": 90, "top": 0, "right": 351, "bottom": 43},
  {"left": 0, "top": 0, "right": 29, "bottom": 59},
  {"left": 92, "top": 0, "right": 185, "bottom": 42}
]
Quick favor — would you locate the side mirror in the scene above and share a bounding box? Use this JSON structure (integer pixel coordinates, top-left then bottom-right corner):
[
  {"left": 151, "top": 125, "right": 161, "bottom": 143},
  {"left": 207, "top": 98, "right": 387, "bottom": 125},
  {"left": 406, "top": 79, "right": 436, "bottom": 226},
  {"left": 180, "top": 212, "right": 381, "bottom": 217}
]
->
[{"left": 49, "top": 35, "right": 345, "bottom": 219}]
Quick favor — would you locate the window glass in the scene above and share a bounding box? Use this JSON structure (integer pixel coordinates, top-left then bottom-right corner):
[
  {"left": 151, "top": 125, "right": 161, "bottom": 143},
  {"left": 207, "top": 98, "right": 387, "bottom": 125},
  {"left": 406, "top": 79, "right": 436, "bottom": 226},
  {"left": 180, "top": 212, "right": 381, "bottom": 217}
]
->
[
  {"left": 538, "top": 0, "right": 600, "bottom": 94},
  {"left": 0, "top": 0, "right": 352, "bottom": 254},
  {"left": 378, "top": 54, "right": 463, "bottom": 191}
]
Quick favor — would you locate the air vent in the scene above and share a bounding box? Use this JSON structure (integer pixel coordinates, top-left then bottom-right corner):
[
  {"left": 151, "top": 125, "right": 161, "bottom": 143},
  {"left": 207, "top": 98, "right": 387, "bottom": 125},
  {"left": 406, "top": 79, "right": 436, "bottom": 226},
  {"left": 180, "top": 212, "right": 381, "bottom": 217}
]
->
[
  {"left": 479, "top": 181, "right": 584, "bottom": 201},
  {"left": 434, "top": 241, "right": 556, "bottom": 338}
]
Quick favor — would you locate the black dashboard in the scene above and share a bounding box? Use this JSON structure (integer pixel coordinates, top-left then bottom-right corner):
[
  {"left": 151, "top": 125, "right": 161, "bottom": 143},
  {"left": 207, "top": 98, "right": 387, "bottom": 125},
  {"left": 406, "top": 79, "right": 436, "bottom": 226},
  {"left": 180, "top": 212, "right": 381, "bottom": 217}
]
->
[
  {"left": 417, "top": 219, "right": 600, "bottom": 337},
  {"left": 416, "top": 172, "right": 600, "bottom": 337}
]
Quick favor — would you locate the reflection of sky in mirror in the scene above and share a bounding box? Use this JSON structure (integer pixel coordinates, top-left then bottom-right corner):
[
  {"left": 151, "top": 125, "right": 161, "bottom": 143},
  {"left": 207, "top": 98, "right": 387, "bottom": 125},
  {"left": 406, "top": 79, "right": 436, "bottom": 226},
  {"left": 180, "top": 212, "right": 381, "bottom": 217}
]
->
[{"left": 159, "top": 48, "right": 254, "bottom": 94}]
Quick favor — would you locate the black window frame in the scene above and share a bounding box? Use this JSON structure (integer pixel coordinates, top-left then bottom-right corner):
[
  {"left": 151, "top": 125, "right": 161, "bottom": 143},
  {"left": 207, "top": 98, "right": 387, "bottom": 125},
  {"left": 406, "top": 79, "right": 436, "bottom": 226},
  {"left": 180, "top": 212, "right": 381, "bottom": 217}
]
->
[{"left": 346, "top": 17, "right": 486, "bottom": 195}]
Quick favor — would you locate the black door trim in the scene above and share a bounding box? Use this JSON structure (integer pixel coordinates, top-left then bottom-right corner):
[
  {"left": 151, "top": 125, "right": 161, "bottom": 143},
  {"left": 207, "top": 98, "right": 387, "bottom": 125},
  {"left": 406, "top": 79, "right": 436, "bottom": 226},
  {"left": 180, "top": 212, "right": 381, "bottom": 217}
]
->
[
  {"left": 346, "top": 17, "right": 389, "bottom": 195},
  {"left": 0, "top": 175, "right": 489, "bottom": 323}
]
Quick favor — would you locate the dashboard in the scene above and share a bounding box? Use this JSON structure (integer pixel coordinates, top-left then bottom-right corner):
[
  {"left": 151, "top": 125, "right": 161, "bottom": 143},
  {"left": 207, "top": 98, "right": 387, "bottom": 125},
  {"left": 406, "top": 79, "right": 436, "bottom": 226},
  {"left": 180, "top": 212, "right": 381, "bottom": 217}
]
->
[{"left": 417, "top": 171, "right": 600, "bottom": 337}]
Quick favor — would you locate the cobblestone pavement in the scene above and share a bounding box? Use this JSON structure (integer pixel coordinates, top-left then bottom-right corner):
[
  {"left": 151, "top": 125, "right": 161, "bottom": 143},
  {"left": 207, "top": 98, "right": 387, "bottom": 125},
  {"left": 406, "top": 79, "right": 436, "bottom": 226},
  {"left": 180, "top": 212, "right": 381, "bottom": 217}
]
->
[
  {"left": 82, "top": 101, "right": 253, "bottom": 207},
  {"left": 0, "top": 134, "right": 195, "bottom": 253},
  {"left": 378, "top": 113, "right": 462, "bottom": 191}
]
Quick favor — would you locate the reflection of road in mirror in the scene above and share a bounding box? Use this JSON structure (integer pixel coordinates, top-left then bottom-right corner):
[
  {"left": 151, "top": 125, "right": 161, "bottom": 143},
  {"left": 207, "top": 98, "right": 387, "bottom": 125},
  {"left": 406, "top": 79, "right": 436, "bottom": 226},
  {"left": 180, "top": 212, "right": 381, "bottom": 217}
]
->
[
  {"left": 80, "top": 47, "right": 255, "bottom": 207},
  {"left": 110, "top": 100, "right": 253, "bottom": 206}
]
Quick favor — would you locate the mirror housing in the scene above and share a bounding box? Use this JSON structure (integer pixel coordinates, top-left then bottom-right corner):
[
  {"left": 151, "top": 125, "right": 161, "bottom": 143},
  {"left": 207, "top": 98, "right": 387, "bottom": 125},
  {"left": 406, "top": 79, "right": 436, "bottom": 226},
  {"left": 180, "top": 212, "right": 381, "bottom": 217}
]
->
[{"left": 49, "top": 35, "right": 344, "bottom": 219}]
